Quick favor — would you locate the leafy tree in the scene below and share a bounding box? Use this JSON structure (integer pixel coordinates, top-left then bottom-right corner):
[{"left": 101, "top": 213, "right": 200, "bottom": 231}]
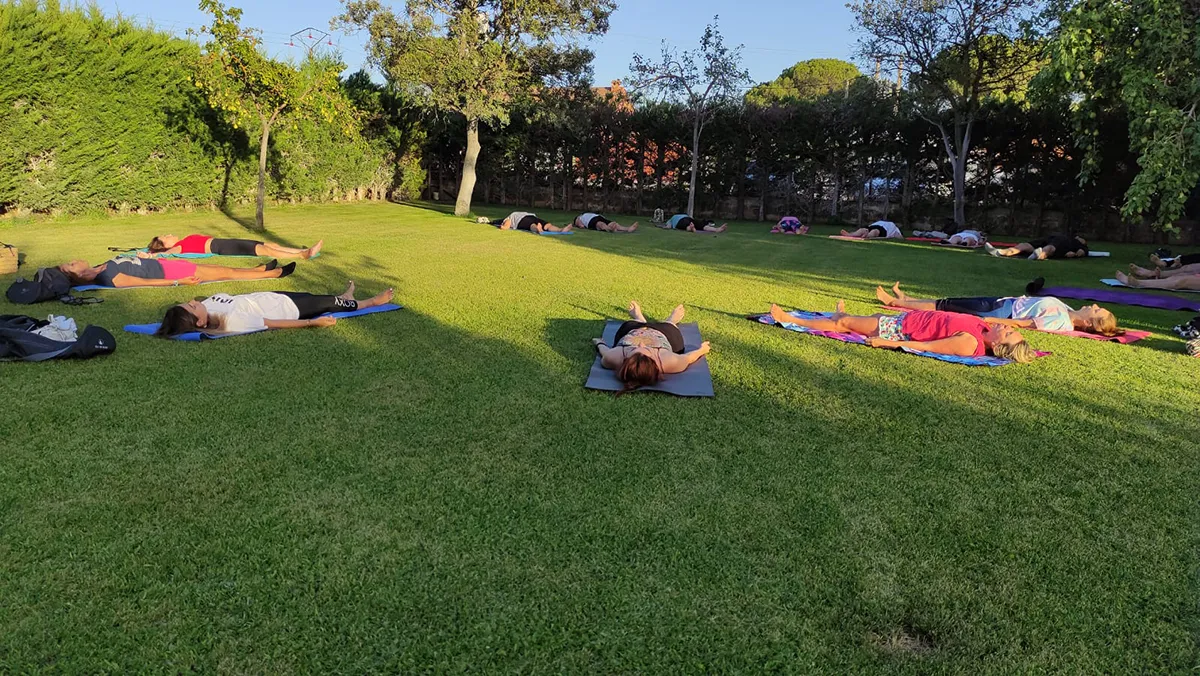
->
[
  {"left": 746, "top": 59, "right": 861, "bottom": 105},
  {"left": 337, "top": 0, "right": 613, "bottom": 217},
  {"left": 1053, "top": 0, "right": 1200, "bottom": 230},
  {"left": 192, "top": 0, "right": 355, "bottom": 230},
  {"left": 850, "top": 0, "right": 1044, "bottom": 227},
  {"left": 629, "top": 17, "right": 752, "bottom": 217}
]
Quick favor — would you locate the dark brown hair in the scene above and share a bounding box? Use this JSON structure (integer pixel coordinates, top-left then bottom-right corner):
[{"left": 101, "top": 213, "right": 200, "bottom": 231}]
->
[
  {"left": 148, "top": 237, "right": 168, "bottom": 253},
  {"left": 616, "top": 352, "right": 662, "bottom": 396}
]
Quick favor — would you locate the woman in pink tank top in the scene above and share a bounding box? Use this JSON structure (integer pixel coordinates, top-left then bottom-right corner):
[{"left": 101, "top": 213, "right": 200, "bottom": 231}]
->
[{"left": 763, "top": 300, "right": 1036, "bottom": 362}]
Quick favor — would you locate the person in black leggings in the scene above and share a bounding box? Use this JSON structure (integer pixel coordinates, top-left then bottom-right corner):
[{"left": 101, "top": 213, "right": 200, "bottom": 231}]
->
[
  {"left": 592, "top": 301, "right": 711, "bottom": 393},
  {"left": 154, "top": 282, "right": 395, "bottom": 337},
  {"left": 489, "top": 211, "right": 572, "bottom": 234},
  {"left": 984, "top": 233, "right": 1089, "bottom": 260}
]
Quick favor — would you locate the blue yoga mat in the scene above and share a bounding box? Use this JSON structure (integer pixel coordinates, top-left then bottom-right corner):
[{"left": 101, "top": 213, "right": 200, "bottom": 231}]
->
[
  {"left": 539, "top": 231, "right": 574, "bottom": 236},
  {"left": 123, "top": 303, "right": 402, "bottom": 341}
]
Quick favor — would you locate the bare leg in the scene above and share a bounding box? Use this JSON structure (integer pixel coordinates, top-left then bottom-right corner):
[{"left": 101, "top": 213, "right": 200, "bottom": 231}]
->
[
  {"left": 701, "top": 224, "right": 728, "bottom": 233},
  {"left": 841, "top": 228, "right": 870, "bottom": 238},
  {"left": 499, "top": 218, "right": 513, "bottom": 230},
  {"left": 769, "top": 302, "right": 880, "bottom": 335},
  {"left": 1156, "top": 263, "right": 1200, "bottom": 278},
  {"left": 666, "top": 304, "right": 685, "bottom": 325},
  {"left": 1150, "top": 253, "right": 1182, "bottom": 270},
  {"left": 1128, "top": 263, "right": 1160, "bottom": 278},
  {"left": 987, "top": 242, "right": 1034, "bottom": 257},
  {"left": 1116, "top": 271, "right": 1200, "bottom": 290},
  {"left": 628, "top": 301, "right": 647, "bottom": 322},
  {"left": 255, "top": 240, "right": 321, "bottom": 259},
  {"left": 356, "top": 287, "right": 395, "bottom": 309},
  {"left": 542, "top": 224, "right": 571, "bottom": 232},
  {"left": 891, "top": 282, "right": 908, "bottom": 300}
]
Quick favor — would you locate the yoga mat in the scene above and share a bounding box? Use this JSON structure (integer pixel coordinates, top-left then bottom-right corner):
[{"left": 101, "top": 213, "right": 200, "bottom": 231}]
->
[
  {"left": 123, "top": 303, "right": 402, "bottom": 341},
  {"left": 1089, "top": 252, "right": 1110, "bottom": 257},
  {"left": 753, "top": 311, "right": 1048, "bottom": 367},
  {"left": 1041, "top": 328, "right": 1151, "bottom": 344},
  {"left": 539, "top": 231, "right": 574, "bottom": 236},
  {"left": 827, "top": 235, "right": 902, "bottom": 242},
  {"left": 1101, "top": 278, "right": 1200, "bottom": 293},
  {"left": 111, "top": 247, "right": 319, "bottom": 259},
  {"left": 1039, "top": 286, "right": 1200, "bottom": 312},
  {"left": 586, "top": 321, "right": 714, "bottom": 397}
]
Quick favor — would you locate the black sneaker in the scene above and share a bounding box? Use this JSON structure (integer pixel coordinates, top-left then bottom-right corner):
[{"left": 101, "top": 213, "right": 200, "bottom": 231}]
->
[
  {"left": 279, "top": 262, "right": 296, "bottom": 278},
  {"left": 265, "top": 259, "right": 279, "bottom": 271}
]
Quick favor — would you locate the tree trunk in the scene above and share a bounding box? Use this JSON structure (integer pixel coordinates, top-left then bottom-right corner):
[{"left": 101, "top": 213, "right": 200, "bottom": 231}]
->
[
  {"left": 938, "top": 115, "right": 973, "bottom": 228},
  {"left": 688, "top": 119, "right": 702, "bottom": 217},
  {"left": 455, "top": 118, "right": 481, "bottom": 217},
  {"left": 831, "top": 165, "right": 841, "bottom": 219},
  {"left": 636, "top": 136, "right": 647, "bottom": 216},
  {"left": 856, "top": 162, "right": 866, "bottom": 226},
  {"left": 255, "top": 118, "right": 271, "bottom": 231}
]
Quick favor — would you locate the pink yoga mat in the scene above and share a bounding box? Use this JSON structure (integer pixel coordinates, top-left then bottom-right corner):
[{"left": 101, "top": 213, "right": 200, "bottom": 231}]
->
[{"left": 1041, "top": 328, "right": 1151, "bottom": 344}]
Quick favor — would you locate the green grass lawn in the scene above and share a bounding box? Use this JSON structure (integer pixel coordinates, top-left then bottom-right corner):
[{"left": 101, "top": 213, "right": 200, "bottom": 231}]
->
[{"left": 1, "top": 202, "right": 1198, "bottom": 672}]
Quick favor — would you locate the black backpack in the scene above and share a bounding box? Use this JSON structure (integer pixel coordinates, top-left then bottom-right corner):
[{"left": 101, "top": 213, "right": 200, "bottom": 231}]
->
[
  {"left": 6, "top": 267, "right": 72, "bottom": 304},
  {"left": 0, "top": 315, "right": 116, "bottom": 362}
]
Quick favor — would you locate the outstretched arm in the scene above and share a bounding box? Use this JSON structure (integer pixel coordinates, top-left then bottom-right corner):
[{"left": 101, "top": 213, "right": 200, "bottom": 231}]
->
[
  {"left": 982, "top": 317, "right": 1035, "bottom": 329},
  {"left": 866, "top": 333, "right": 979, "bottom": 356},
  {"left": 108, "top": 274, "right": 200, "bottom": 288},
  {"left": 594, "top": 339, "right": 622, "bottom": 369},
  {"left": 661, "top": 342, "right": 711, "bottom": 374},
  {"left": 264, "top": 317, "right": 336, "bottom": 330}
]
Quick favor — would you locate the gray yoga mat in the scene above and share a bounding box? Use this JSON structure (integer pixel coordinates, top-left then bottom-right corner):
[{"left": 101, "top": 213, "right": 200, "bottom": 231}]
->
[{"left": 586, "top": 321, "right": 714, "bottom": 397}]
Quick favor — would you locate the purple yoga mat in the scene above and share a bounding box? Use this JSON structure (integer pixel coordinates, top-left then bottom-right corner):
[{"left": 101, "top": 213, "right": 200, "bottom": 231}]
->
[{"left": 1039, "top": 286, "right": 1200, "bottom": 312}]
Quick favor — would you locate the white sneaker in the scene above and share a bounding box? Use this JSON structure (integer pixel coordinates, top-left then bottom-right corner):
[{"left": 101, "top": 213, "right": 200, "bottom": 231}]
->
[
  {"left": 984, "top": 242, "right": 1001, "bottom": 257},
  {"left": 1028, "top": 247, "right": 1045, "bottom": 260}
]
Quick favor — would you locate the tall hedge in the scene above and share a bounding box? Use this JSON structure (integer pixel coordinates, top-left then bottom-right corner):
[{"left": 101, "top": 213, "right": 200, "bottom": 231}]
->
[{"left": 0, "top": 0, "right": 388, "bottom": 215}]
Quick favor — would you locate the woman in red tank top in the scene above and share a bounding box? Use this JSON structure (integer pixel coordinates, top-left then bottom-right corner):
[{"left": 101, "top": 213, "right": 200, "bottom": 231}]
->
[
  {"left": 764, "top": 301, "right": 1036, "bottom": 362},
  {"left": 144, "top": 234, "right": 323, "bottom": 259}
]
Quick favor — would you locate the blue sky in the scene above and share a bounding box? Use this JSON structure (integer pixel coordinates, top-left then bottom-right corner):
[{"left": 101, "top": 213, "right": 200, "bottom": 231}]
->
[{"left": 94, "top": 0, "right": 860, "bottom": 86}]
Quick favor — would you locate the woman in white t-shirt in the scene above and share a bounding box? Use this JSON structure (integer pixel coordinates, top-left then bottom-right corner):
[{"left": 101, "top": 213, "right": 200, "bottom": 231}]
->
[
  {"left": 840, "top": 220, "right": 903, "bottom": 240},
  {"left": 154, "top": 282, "right": 394, "bottom": 337},
  {"left": 875, "top": 282, "right": 1123, "bottom": 336}
]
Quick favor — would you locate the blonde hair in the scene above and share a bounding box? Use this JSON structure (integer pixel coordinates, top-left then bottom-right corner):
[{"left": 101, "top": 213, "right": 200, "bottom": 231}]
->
[
  {"left": 1087, "top": 311, "right": 1124, "bottom": 337},
  {"left": 991, "top": 341, "right": 1037, "bottom": 364}
]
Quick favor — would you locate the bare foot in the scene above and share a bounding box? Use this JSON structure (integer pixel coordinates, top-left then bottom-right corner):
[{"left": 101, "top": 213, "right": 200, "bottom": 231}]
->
[
  {"left": 629, "top": 222, "right": 639, "bottom": 232},
  {"left": 339, "top": 280, "right": 356, "bottom": 300},
  {"left": 1150, "top": 253, "right": 1166, "bottom": 268},
  {"left": 562, "top": 224, "right": 573, "bottom": 232},
  {"left": 1128, "top": 263, "right": 1158, "bottom": 278},
  {"left": 876, "top": 286, "right": 897, "bottom": 306},
  {"left": 769, "top": 304, "right": 792, "bottom": 325},
  {"left": 714, "top": 224, "right": 728, "bottom": 233},
  {"left": 840, "top": 230, "right": 851, "bottom": 237},
  {"left": 666, "top": 304, "right": 685, "bottom": 324},
  {"left": 369, "top": 288, "right": 394, "bottom": 306},
  {"left": 305, "top": 240, "right": 324, "bottom": 259},
  {"left": 1115, "top": 271, "right": 1139, "bottom": 287},
  {"left": 834, "top": 299, "right": 847, "bottom": 316},
  {"left": 891, "top": 282, "right": 907, "bottom": 300},
  {"left": 629, "top": 301, "right": 646, "bottom": 322}
]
